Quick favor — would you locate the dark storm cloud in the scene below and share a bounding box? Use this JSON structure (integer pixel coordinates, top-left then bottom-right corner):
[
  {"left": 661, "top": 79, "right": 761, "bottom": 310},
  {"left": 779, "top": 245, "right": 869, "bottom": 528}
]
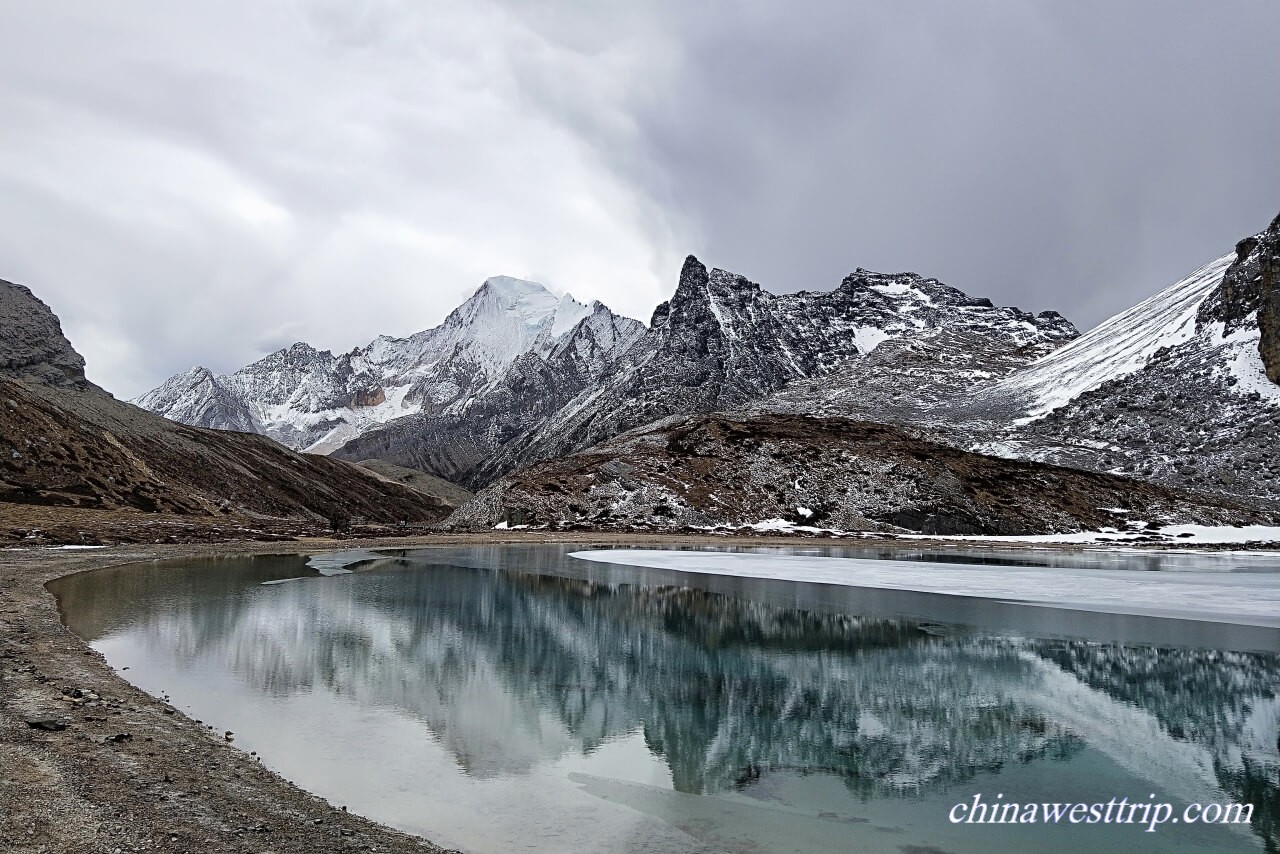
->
[
  {"left": 595, "top": 0, "right": 1280, "bottom": 326},
  {"left": 1, "top": 1, "right": 1276, "bottom": 398}
]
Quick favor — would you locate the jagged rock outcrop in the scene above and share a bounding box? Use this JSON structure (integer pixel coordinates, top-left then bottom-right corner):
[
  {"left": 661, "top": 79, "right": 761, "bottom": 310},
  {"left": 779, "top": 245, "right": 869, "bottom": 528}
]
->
[
  {"left": 0, "top": 279, "right": 91, "bottom": 389},
  {"left": 1246, "top": 212, "right": 1280, "bottom": 382}
]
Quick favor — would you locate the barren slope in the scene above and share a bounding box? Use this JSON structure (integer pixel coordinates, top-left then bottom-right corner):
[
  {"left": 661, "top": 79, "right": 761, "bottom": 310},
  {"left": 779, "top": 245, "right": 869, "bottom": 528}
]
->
[{"left": 445, "top": 413, "right": 1275, "bottom": 535}]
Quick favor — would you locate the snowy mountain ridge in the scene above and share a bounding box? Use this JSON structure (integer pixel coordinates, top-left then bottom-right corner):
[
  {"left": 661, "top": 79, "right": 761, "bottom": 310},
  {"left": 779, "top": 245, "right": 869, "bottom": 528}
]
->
[
  {"left": 751, "top": 212, "right": 1280, "bottom": 499},
  {"left": 335, "top": 256, "right": 1079, "bottom": 487},
  {"left": 137, "top": 210, "right": 1280, "bottom": 502},
  {"left": 989, "top": 253, "right": 1238, "bottom": 421},
  {"left": 135, "top": 277, "right": 643, "bottom": 454}
]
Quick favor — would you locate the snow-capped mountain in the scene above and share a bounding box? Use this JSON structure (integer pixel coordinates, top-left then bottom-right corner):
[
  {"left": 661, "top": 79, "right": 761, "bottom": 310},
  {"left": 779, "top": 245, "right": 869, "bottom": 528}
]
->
[
  {"left": 139, "top": 210, "right": 1280, "bottom": 503},
  {"left": 135, "top": 277, "right": 644, "bottom": 455},
  {"left": 755, "top": 211, "right": 1280, "bottom": 500},
  {"left": 452, "top": 257, "right": 1077, "bottom": 485},
  {"left": 965, "top": 211, "right": 1280, "bottom": 498},
  {"left": 335, "top": 255, "right": 1077, "bottom": 486},
  {"left": 0, "top": 277, "right": 450, "bottom": 523}
]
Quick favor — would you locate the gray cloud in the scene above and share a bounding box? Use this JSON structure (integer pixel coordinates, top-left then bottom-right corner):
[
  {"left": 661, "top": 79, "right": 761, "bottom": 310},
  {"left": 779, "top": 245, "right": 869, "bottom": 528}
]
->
[{"left": 1, "top": 1, "right": 1276, "bottom": 398}]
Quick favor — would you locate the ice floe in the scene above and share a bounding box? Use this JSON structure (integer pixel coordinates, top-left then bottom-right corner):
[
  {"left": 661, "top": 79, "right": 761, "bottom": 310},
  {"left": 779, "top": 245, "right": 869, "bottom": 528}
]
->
[{"left": 570, "top": 549, "right": 1280, "bottom": 627}]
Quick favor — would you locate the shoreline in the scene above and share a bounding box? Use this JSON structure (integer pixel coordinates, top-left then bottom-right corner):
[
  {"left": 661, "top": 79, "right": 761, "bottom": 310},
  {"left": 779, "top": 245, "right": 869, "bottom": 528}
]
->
[
  {"left": 2, "top": 531, "right": 898, "bottom": 853},
  {"left": 2, "top": 531, "right": 1271, "bottom": 852}
]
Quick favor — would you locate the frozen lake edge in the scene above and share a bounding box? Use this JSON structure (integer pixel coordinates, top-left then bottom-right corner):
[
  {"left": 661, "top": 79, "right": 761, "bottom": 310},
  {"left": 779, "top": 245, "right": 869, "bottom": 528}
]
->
[{"left": 570, "top": 549, "right": 1280, "bottom": 629}]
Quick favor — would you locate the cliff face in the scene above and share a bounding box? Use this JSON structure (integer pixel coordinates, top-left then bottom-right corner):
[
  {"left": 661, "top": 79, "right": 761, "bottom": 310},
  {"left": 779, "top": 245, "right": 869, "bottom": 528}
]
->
[
  {"left": 1199, "top": 210, "right": 1280, "bottom": 383},
  {"left": 0, "top": 279, "right": 92, "bottom": 389},
  {"left": 1256, "top": 214, "right": 1280, "bottom": 383}
]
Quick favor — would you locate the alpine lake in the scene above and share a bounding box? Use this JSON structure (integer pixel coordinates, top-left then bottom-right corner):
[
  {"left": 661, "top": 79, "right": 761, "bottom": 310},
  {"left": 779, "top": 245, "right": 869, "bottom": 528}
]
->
[{"left": 49, "top": 545, "right": 1280, "bottom": 854}]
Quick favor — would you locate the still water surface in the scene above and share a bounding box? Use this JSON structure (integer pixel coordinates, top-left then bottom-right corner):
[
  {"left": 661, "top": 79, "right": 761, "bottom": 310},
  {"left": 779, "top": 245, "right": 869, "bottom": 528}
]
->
[{"left": 50, "top": 545, "right": 1280, "bottom": 853}]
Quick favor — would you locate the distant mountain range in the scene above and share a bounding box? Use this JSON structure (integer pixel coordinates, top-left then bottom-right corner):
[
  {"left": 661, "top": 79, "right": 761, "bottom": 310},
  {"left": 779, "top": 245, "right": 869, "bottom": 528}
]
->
[
  {"left": 136, "top": 211, "right": 1280, "bottom": 509},
  {"left": 3, "top": 210, "right": 1271, "bottom": 538},
  {"left": 134, "top": 253, "right": 1079, "bottom": 489}
]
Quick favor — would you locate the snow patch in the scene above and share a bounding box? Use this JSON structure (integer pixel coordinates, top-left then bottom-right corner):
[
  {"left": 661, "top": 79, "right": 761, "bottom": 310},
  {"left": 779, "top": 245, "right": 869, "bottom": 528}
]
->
[
  {"left": 850, "top": 326, "right": 890, "bottom": 355},
  {"left": 870, "top": 281, "right": 911, "bottom": 297},
  {"left": 549, "top": 293, "right": 594, "bottom": 339},
  {"left": 899, "top": 524, "right": 1280, "bottom": 546}
]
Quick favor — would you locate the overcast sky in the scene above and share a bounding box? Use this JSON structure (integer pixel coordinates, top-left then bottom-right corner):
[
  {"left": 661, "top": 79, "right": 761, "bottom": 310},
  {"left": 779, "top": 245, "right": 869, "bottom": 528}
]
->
[{"left": 2, "top": 1, "right": 1277, "bottom": 398}]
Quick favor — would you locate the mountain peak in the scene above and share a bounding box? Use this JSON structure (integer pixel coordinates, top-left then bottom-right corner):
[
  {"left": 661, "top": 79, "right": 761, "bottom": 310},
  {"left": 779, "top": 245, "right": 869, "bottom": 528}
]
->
[
  {"left": 480, "top": 275, "right": 553, "bottom": 298},
  {"left": 650, "top": 256, "right": 708, "bottom": 329},
  {"left": 453, "top": 276, "right": 563, "bottom": 330}
]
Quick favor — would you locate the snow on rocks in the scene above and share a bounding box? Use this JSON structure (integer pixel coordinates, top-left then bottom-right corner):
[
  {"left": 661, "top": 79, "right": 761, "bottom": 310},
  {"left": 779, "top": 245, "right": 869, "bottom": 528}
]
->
[{"left": 135, "top": 277, "right": 642, "bottom": 457}]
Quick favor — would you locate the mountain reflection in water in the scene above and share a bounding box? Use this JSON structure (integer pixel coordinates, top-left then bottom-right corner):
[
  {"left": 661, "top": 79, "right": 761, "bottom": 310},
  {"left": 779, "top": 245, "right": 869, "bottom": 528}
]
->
[{"left": 51, "top": 548, "right": 1280, "bottom": 853}]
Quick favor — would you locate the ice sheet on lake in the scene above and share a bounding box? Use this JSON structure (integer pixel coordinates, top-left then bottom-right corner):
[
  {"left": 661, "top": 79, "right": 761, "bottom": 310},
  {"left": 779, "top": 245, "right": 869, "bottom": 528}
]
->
[{"left": 570, "top": 550, "right": 1280, "bottom": 627}]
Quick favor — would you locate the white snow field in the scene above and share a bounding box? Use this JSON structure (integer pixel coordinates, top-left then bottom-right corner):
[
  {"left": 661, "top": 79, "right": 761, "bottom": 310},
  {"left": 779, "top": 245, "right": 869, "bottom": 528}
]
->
[
  {"left": 570, "top": 549, "right": 1280, "bottom": 627},
  {"left": 989, "top": 253, "right": 1234, "bottom": 420}
]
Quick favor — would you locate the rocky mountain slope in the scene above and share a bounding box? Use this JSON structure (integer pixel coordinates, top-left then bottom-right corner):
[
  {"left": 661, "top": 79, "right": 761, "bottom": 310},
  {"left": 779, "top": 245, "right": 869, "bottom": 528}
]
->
[
  {"left": 444, "top": 412, "right": 1273, "bottom": 535},
  {"left": 0, "top": 280, "right": 455, "bottom": 527},
  {"left": 136, "top": 277, "right": 644, "bottom": 454},
  {"left": 337, "top": 258, "right": 1076, "bottom": 487},
  {"left": 762, "top": 211, "right": 1280, "bottom": 501},
  {"left": 352, "top": 458, "right": 474, "bottom": 507},
  {"left": 975, "top": 212, "right": 1280, "bottom": 498}
]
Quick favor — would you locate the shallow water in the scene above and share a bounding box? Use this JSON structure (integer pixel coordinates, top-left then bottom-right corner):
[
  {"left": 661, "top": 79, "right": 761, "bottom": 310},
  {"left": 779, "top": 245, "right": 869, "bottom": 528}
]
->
[{"left": 50, "top": 545, "right": 1280, "bottom": 853}]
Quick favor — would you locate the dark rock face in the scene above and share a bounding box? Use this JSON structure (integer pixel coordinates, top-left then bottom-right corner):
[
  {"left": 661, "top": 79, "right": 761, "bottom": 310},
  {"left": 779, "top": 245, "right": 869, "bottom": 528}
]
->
[
  {"left": 0, "top": 279, "right": 91, "bottom": 389},
  {"left": 1257, "top": 214, "right": 1280, "bottom": 383},
  {"left": 1199, "top": 210, "right": 1280, "bottom": 383},
  {"left": 352, "top": 387, "right": 386, "bottom": 407}
]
